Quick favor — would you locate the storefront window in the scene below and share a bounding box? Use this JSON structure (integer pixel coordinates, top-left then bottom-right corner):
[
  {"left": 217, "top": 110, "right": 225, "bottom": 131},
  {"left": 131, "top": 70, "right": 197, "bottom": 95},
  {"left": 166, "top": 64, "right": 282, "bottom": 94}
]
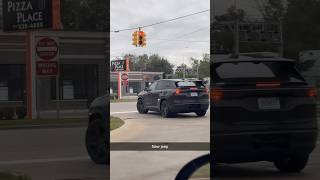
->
[
  {"left": 128, "top": 81, "right": 141, "bottom": 94},
  {"left": 51, "top": 64, "right": 98, "bottom": 100},
  {"left": 0, "top": 65, "right": 25, "bottom": 101}
]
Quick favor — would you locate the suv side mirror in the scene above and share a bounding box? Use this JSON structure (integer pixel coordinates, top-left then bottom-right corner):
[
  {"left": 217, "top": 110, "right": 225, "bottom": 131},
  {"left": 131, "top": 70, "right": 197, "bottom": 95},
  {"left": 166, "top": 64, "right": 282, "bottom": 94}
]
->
[{"left": 144, "top": 87, "right": 150, "bottom": 92}]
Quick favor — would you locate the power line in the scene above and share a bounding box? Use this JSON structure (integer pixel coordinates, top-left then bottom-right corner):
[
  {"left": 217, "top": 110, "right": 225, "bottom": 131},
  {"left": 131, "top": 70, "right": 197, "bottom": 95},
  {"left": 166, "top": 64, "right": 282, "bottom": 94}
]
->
[
  {"left": 111, "top": 9, "right": 209, "bottom": 33},
  {"left": 175, "top": 26, "right": 210, "bottom": 39},
  {"left": 144, "top": 26, "right": 210, "bottom": 47},
  {"left": 111, "top": 36, "right": 209, "bottom": 43},
  {"left": 148, "top": 38, "right": 209, "bottom": 43}
]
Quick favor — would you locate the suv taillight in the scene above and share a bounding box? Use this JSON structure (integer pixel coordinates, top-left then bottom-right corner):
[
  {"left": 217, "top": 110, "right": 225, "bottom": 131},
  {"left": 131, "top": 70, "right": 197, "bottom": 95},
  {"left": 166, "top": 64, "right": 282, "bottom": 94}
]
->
[
  {"left": 308, "top": 87, "right": 317, "bottom": 98},
  {"left": 211, "top": 89, "right": 223, "bottom": 101},
  {"left": 175, "top": 88, "right": 182, "bottom": 95}
]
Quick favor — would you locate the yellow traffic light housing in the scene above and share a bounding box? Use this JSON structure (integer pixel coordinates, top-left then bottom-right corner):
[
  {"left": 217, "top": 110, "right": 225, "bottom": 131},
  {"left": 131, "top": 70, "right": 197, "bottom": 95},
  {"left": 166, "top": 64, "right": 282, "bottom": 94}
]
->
[
  {"left": 132, "top": 31, "right": 139, "bottom": 46},
  {"left": 138, "top": 30, "right": 146, "bottom": 47},
  {"left": 132, "top": 30, "right": 146, "bottom": 47}
]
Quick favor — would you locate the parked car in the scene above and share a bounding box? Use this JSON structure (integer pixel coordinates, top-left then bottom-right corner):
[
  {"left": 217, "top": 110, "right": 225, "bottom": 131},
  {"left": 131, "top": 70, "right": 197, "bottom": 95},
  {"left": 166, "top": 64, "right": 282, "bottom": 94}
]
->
[
  {"left": 137, "top": 79, "right": 209, "bottom": 117},
  {"left": 85, "top": 95, "right": 109, "bottom": 164},
  {"left": 212, "top": 57, "right": 318, "bottom": 172}
]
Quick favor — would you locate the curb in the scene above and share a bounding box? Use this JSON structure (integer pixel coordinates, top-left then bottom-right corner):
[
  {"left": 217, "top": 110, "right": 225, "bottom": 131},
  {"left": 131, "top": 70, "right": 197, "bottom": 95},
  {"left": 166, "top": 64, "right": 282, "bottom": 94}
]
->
[
  {"left": 110, "top": 117, "right": 127, "bottom": 133},
  {"left": 0, "top": 123, "right": 87, "bottom": 130}
]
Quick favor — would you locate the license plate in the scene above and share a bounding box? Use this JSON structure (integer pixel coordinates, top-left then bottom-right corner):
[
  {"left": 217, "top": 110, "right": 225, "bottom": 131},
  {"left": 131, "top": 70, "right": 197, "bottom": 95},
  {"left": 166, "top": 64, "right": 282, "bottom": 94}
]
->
[
  {"left": 257, "top": 97, "right": 280, "bottom": 110},
  {"left": 190, "top": 92, "right": 198, "bottom": 97}
]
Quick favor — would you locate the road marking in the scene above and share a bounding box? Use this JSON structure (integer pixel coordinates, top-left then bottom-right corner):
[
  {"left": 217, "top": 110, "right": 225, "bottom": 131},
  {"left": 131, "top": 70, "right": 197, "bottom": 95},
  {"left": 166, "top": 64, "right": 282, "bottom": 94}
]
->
[
  {"left": 0, "top": 156, "right": 89, "bottom": 165},
  {"left": 111, "top": 111, "right": 138, "bottom": 115}
]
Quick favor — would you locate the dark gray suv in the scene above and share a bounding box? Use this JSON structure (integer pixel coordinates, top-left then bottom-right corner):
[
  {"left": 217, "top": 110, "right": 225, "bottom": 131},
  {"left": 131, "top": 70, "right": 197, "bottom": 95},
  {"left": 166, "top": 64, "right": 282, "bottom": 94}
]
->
[
  {"left": 212, "top": 57, "right": 318, "bottom": 173},
  {"left": 137, "top": 79, "right": 209, "bottom": 118},
  {"left": 85, "top": 95, "right": 109, "bottom": 164}
]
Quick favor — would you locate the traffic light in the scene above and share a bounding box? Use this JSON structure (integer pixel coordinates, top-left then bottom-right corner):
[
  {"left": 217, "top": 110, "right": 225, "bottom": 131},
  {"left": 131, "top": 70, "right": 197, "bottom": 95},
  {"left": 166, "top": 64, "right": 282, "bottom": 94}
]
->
[
  {"left": 132, "top": 31, "right": 139, "bottom": 46},
  {"left": 138, "top": 30, "right": 146, "bottom": 47}
]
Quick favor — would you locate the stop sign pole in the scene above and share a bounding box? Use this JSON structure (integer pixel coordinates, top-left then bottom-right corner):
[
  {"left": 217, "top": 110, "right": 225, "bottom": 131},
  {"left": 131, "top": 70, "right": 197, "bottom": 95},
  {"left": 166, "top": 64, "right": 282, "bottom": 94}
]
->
[
  {"left": 26, "top": 31, "right": 33, "bottom": 120},
  {"left": 117, "top": 58, "right": 130, "bottom": 100}
]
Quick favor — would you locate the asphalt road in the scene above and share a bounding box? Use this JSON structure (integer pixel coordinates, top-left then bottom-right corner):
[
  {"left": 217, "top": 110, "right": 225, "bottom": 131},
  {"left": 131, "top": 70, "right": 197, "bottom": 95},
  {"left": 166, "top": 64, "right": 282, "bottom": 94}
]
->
[
  {"left": 110, "top": 101, "right": 210, "bottom": 180},
  {"left": 0, "top": 127, "right": 108, "bottom": 180},
  {"left": 214, "top": 142, "right": 320, "bottom": 180},
  {"left": 111, "top": 102, "right": 210, "bottom": 142}
]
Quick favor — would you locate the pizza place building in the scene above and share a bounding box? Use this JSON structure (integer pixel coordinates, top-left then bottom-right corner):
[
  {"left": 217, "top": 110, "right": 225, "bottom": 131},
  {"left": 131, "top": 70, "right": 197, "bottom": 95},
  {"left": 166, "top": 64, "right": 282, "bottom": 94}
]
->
[{"left": 0, "top": 30, "right": 108, "bottom": 119}]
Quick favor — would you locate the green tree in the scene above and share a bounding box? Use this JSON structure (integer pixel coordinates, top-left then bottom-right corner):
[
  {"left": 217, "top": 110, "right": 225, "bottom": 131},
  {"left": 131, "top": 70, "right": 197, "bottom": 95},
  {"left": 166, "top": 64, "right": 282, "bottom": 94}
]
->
[
  {"left": 283, "top": 0, "right": 320, "bottom": 59},
  {"left": 190, "top": 54, "right": 210, "bottom": 79},
  {"left": 198, "top": 54, "right": 210, "bottom": 78},
  {"left": 257, "top": 0, "right": 320, "bottom": 60},
  {"left": 214, "top": 6, "right": 246, "bottom": 54},
  {"left": 61, "top": 0, "right": 108, "bottom": 31},
  {"left": 256, "top": 0, "right": 286, "bottom": 21},
  {"left": 215, "top": 5, "right": 245, "bottom": 22},
  {"left": 123, "top": 54, "right": 174, "bottom": 74},
  {"left": 147, "top": 54, "right": 174, "bottom": 75}
]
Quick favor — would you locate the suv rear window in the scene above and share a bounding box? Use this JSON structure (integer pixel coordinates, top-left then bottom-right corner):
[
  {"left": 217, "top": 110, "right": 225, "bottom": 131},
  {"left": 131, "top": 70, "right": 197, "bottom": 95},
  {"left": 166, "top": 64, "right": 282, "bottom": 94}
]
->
[
  {"left": 213, "top": 61, "right": 305, "bottom": 83},
  {"left": 176, "top": 81, "right": 205, "bottom": 88}
]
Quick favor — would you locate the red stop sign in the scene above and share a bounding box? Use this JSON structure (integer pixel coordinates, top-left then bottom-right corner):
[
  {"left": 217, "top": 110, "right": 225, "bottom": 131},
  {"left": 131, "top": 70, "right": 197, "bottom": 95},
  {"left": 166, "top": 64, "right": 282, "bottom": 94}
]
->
[
  {"left": 121, "top": 73, "right": 128, "bottom": 81},
  {"left": 36, "top": 37, "right": 59, "bottom": 61}
]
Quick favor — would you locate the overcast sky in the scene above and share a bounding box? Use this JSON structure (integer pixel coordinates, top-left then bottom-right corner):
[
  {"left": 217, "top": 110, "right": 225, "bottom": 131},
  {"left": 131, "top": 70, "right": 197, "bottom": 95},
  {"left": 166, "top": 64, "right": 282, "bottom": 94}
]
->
[{"left": 110, "top": 0, "right": 210, "bottom": 67}]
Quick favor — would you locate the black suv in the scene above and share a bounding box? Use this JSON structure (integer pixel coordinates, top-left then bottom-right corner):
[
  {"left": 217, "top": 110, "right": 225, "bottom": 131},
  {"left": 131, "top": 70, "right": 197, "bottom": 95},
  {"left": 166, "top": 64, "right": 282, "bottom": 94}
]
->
[
  {"left": 137, "top": 79, "right": 209, "bottom": 117},
  {"left": 212, "top": 57, "right": 318, "bottom": 172},
  {"left": 85, "top": 95, "right": 109, "bottom": 164}
]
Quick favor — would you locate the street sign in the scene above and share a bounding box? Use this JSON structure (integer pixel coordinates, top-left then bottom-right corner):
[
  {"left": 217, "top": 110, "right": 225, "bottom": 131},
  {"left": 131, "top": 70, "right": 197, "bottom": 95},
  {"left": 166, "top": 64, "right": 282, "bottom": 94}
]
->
[
  {"left": 35, "top": 36, "right": 59, "bottom": 76},
  {"left": 36, "top": 61, "right": 58, "bottom": 76},
  {"left": 36, "top": 37, "right": 58, "bottom": 61},
  {"left": 2, "top": 0, "right": 53, "bottom": 31},
  {"left": 111, "top": 60, "right": 127, "bottom": 71},
  {"left": 121, "top": 73, "right": 128, "bottom": 81},
  {"left": 122, "top": 80, "right": 129, "bottom": 86}
]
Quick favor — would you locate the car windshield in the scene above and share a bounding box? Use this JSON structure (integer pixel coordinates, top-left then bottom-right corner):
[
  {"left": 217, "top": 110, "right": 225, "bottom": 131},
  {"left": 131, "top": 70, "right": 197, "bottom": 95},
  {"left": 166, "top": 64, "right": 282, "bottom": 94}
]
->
[{"left": 213, "top": 61, "right": 305, "bottom": 84}]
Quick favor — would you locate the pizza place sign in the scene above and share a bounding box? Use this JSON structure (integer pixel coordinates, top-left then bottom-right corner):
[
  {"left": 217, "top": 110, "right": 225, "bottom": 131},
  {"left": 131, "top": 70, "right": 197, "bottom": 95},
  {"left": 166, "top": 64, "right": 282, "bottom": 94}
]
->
[{"left": 2, "top": 0, "right": 53, "bottom": 31}]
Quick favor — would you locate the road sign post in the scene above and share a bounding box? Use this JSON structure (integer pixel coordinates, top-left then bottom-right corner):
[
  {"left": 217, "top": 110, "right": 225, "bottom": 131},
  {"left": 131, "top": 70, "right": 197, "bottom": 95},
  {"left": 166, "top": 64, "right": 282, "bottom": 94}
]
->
[
  {"left": 112, "top": 58, "right": 130, "bottom": 99},
  {"left": 35, "top": 36, "right": 60, "bottom": 120}
]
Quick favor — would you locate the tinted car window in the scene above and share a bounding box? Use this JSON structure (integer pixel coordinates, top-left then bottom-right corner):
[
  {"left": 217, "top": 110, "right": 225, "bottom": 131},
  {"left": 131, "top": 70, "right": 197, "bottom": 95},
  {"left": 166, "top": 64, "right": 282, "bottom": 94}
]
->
[
  {"left": 213, "top": 61, "right": 305, "bottom": 83},
  {"left": 149, "top": 82, "right": 157, "bottom": 91},
  {"left": 176, "top": 81, "right": 205, "bottom": 88},
  {"left": 163, "top": 81, "right": 175, "bottom": 89},
  {"left": 177, "top": 81, "right": 197, "bottom": 87},
  {"left": 155, "top": 81, "right": 164, "bottom": 90}
]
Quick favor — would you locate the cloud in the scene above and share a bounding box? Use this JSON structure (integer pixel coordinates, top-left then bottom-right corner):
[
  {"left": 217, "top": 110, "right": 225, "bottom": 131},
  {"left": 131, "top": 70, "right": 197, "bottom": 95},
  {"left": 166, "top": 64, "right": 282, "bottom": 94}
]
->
[{"left": 110, "top": 0, "right": 210, "bottom": 66}]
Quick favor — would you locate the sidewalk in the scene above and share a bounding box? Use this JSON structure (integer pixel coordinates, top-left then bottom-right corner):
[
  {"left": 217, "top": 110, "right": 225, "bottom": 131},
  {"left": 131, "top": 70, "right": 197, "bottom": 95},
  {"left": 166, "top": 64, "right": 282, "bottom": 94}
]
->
[
  {"left": 36, "top": 109, "right": 89, "bottom": 119},
  {"left": 0, "top": 109, "right": 89, "bottom": 130}
]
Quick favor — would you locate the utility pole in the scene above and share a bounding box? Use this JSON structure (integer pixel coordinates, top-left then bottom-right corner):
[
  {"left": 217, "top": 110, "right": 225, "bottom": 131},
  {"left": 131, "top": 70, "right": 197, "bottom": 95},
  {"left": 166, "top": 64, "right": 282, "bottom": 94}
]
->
[
  {"left": 234, "top": 19, "right": 240, "bottom": 58},
  {"left": 233, "top": 0, "right": 239, "bottom": 58},
  {"left": 279, "top": 18, "right": 284, "bottom": 57},
  {"left": 183, "top": 65, "right": 186, "bottom": 79}
]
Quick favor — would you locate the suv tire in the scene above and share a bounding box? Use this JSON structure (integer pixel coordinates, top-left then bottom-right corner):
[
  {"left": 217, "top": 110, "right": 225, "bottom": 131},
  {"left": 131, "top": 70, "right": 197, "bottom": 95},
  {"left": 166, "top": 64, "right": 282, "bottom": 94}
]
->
[
  {"left": 161, "top": 100, "right": 171, "bottom": 118},
  {"left": 85, "top": 118, "right": 108, "bottom": 164},
  {"left": 137, "top": 99, "right": 148, "bottom": 114},
  {"left": 195, "top": 110, "right": 206, "bottom": 117},
  {"left": 274, "top": 154, "right": 309, "bottom": 173}
]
